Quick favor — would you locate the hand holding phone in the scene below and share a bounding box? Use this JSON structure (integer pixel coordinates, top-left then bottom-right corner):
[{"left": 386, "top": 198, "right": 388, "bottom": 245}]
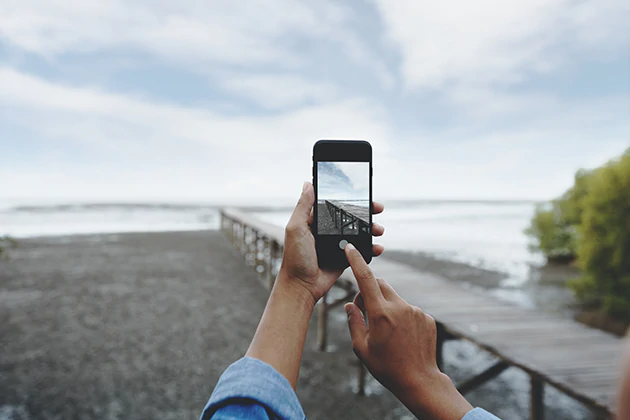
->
[
  {"left": 279, "top": 180, "right": 384, "bottom": 304},
  {"left": 313, "top": 140, "right": 374, "bottom": 269}
]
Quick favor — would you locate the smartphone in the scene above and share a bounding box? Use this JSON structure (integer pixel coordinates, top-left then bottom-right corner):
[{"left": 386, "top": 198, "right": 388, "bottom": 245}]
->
[{"left": 313, "top": 140, "right": 372, "bottom": 269}]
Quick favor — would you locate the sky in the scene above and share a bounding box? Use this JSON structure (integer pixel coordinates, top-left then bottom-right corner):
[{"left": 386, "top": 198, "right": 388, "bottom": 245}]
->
[
  {"left": 1, "top": 0, "right": 629, "bottom": 204},
  {"left": 318, "top": 161, "right": 369, "bottom": 201}
]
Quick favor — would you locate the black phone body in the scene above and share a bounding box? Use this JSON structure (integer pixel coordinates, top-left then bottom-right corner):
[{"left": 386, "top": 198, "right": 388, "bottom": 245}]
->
[{"left": 313, "top": 140, "right": 373, "bottom": 269}]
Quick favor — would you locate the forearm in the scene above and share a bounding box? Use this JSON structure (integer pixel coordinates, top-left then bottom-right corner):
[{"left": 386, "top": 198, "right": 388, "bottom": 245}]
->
[{"left": 246, "top": 270, "right": 316, "bottom": 389}]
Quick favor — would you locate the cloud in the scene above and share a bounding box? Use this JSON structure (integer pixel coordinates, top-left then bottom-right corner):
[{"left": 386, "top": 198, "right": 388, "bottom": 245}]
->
[
  {"left": 375, "top": 0, "right": 629, "bottom": 89},
  {"left": 0, "top": 1, "right": 628, "bottom": 203},
  {"left": 0, "top": 0, "right": 382, "bottom": 72},
  {"left": 0, "top": 67, "right": 390, "bottom": 200},
  {"left": 220, "top": 74, "right": 339, "bottom": 110},
  {"left": 2, "top": 65, "right": 627, "bottom": 202}
]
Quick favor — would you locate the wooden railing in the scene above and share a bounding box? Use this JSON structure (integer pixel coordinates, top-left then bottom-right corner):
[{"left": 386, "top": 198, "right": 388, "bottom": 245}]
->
[
  {"left": 220, "top": 208, "right": 357, "bottom": 352},
  {"left": 324, "top": 200, "right": 371, "bottom": 235}
]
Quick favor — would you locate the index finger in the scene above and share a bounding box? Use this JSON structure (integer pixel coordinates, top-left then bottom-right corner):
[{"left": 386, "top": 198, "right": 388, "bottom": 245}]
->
[{"left": 344, "top": 243, "right": 383, "bottom": 310}]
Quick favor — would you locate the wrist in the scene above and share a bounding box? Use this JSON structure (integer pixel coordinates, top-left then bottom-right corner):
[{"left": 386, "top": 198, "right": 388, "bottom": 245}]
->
[
  {"left": 400, "top": 371, "right": 473, "bottom": 420},
  {"left": 274, "top": 269, "right": 318, "bottom": 311}
]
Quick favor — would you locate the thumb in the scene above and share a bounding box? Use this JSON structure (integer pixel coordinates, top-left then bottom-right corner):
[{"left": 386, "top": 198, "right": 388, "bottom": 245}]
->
[
  {"left": 289, "top": 182, "right": 314, "bottom": 226},
  {"left": 345, "top": 303, "right": 368, "bottom": 358}
]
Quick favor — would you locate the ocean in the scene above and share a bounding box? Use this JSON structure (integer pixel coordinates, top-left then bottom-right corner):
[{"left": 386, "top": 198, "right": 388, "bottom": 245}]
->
[
  {"left": 1, "top": 199, "right": 542, "bottom": 275},
  {"left": 252, "top": 200, "right": 544, "bottom": 278}
]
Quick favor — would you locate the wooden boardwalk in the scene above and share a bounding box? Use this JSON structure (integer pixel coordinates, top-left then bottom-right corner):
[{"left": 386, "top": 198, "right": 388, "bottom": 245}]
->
[
  {"left": 369, "top": 257, "right": 621, "bottom": 418},
  {"left": 220, "top": 208, "right": 622, "bottom": 419},
  {"left": 323, "top": 200, "right": 371, "bottom": 235}
]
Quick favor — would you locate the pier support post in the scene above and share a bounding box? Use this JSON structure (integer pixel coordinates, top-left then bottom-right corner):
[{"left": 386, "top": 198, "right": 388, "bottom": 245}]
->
[
  {"left": 239, "top": 223, "right": 246, "bottom": 254},
  {"left": 530, "top": 376, "right": 544, "bottom": 420},
  {"left": 436, "top": 322, "right": 445, "bottom": 372},
  {"left": 357, "top": 361, "right": 366, "bottom": 396},
  {"left": 317, "top": 293, "right": 328, "bottom": 351},
  {"left": 254, "top": 231, "right": 264, "bottom": 275},
  {"left": 268, "top": 240, "right": 279, "bottom": 290}
]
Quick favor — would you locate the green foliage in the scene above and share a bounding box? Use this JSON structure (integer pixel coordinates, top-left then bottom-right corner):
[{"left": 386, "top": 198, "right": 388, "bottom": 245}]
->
[
  {"left": 527, "top": 148, "right": 630, "bottom": 320},
  {"left": 525, "top": 168, "right": 593, "bottom": 262},
  {"left": 0, "top": 236, "right": 18, "bottom": 259},
  {"left": 569, "top": 151, "right": 630, "bottom": 320},
  {"left": 525, "top": 205, "right": 576, "bottom": 261}
]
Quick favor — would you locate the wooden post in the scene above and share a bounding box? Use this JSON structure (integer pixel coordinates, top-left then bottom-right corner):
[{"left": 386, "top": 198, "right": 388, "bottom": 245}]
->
[
  {"left": 263, "top": 236, "right": 270, "bottom": 286},
  {"left": 241, "top": 225, "right": 248, "bottom": 257},
  {"left": 268, "top": 240, "right": 279, "bottom": 290},
  {"left": 239, "top": 223, "right": 246, "bottom": 253},
  {"left": 436, "top": 322, "right": 445, "bottom": 372},
  {"left": 317, "top": 293, "right": 328, "bottom": 351},
  {"left": 255, "top": 231, "right": 264, "bottom": 275},
  {"left": 530, "top": 376, "right": 544, "bottom": 420},
  {"left": 357, "top": 361, "right": 366, "bottom": 396}
]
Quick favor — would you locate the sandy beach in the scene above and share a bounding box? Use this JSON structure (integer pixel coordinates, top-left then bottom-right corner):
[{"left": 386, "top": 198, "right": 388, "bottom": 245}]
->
[{"left": 0, "top": 231, "right": 597, "bottom": 419}]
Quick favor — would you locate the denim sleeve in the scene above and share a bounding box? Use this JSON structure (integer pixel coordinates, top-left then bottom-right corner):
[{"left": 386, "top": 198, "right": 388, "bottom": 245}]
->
[
  {"left": 200, "top": 357, "right": 306, "bottom": 420},
  {"left": 462, "top": 407, "right": 502, "bottom": 419}
]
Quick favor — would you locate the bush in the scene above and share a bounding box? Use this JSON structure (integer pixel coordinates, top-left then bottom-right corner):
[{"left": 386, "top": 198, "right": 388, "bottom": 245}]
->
[
  {"left": 0, "top": 236, "right": 18, "bottom": 259},
  {"left": 525, "top": 169, "right": 593, "bottom": 262},
  {"left": 525, "top": 204, "right": 577, "bottom": 262},
  {"left": 569, "top": 151, "right": 630, "bottom": 320},
  {"left": 527, "top": 148, "right": 630, "bottom": 321}
]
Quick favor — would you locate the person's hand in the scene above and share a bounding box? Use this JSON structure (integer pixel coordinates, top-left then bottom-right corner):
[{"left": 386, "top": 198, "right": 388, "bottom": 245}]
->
[
  {"left": 344, "top": 244, "right": 473, "bottom": 420},
  {"left": 279, "top": 182, "right": 385, "bottom": 304}
]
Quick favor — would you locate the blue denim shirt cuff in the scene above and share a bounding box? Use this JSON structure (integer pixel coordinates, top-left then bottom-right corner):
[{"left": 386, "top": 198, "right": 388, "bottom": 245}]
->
[
  {"left": 462, "top": 407, "right": 502, "bottom": 420},
  {"left": 201, "top": 356, "right": 306, "bottom": 420}
]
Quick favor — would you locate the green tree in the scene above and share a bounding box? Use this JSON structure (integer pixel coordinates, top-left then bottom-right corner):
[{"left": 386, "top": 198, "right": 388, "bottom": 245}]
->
[{"left": 569, "top": 151, "right": 630, "bottom": 320}]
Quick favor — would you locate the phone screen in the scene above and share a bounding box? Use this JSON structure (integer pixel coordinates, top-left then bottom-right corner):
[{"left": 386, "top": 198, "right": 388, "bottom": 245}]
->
[{"left": 317, "top": 161, "right": 371, "bottom": 236}]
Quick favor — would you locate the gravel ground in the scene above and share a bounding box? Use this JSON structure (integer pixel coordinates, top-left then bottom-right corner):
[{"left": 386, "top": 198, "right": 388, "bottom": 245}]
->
[
  {"left": 0, "top": 230, "right": 601, "bottom": 420},
  {"left": 0, "top": 231, "right": 409, "bottom": 420}
]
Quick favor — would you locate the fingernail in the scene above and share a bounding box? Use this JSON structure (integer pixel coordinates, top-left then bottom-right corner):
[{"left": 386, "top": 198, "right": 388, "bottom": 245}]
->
[
  {"left": 302, "top": 182, "right": 308, "bottom": 193},
  {"left": 345, "top": 303, "right": 352, "bottom": 315},
  {"left": 345, "top": 243, "right": 355, "bottom": 251}
]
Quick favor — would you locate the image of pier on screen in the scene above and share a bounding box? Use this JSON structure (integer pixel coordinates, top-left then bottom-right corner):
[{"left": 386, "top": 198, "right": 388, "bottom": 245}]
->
[{"left": 317, "top": 161, "right": 370, "bottom": 236}]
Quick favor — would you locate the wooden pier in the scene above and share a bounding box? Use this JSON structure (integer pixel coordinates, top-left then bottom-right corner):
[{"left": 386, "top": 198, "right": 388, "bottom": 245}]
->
[
  {"left": 322, "top": 200, "right": 371, "bottom": 235},
  {"left": 220, "top": 208, "right": 622, "bottom": 419}
]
